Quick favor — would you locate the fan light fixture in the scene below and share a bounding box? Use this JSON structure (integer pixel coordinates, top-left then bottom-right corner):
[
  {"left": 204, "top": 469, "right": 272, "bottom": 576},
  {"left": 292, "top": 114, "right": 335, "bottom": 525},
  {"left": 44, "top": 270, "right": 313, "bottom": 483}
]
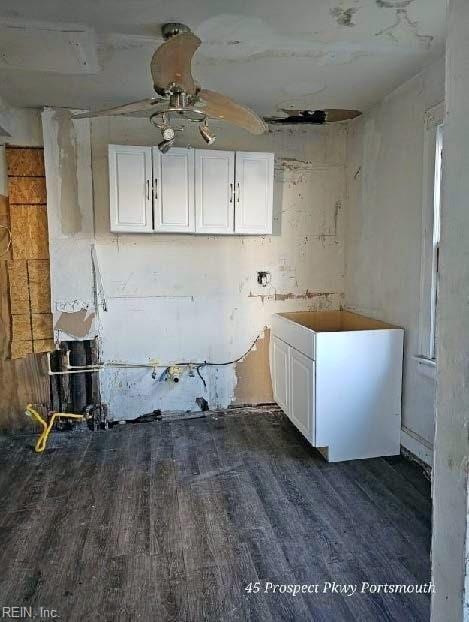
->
[
  {"left": 158, "top": 138, "right": 174, "bottom": 153},
  {"left": 199, "top": 120, "right": 216, "bottom": 145},
  {"left": 72, "top": 23, "right": 268, "bottom": 148}
]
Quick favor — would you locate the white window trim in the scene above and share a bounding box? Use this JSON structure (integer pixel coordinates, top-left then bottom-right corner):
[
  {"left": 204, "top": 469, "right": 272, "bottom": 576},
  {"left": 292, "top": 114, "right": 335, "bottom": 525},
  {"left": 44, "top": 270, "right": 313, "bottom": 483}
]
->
[{"left": 417, "top": 101, "right": 444, "bottom": 370}]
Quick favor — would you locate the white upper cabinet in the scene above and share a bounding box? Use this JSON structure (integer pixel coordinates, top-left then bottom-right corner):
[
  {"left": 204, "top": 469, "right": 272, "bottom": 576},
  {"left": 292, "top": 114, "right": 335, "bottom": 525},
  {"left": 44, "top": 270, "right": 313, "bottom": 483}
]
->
[
  {"left": 234, "top": 151, "right": 274, "bottom": 234},
  {"left": 109, "top": 145, "right": 153, "bottom": 233},
  {"left": 195, "top": 149, "right": 235, "bottom": 234},
  {"left": 153, "top": 147, "right": 195, "bottom": 233},
  {"left": 108, "top": 145, "right": 274, "bottom": 235}
]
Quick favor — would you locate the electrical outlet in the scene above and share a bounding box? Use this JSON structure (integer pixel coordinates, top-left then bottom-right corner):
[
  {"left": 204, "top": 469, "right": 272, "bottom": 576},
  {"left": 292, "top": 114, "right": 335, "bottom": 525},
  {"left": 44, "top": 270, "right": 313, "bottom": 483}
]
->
[{"left": 257, "top": 271, "right": 271, "bottom": 287}]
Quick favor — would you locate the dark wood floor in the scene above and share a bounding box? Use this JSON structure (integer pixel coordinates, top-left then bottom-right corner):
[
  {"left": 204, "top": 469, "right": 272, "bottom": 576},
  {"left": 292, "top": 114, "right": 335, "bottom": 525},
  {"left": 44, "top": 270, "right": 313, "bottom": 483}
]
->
[{"left": 0, "top": 407, "right": 431, "bottom": 621}]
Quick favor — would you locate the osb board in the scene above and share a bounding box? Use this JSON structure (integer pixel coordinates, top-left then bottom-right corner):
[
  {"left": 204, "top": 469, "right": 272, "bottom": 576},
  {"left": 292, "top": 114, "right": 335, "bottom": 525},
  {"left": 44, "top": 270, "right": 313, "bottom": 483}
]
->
[
  {"left": 31, "top": 313, "right": 53, "bottom": 340},
  {"left": 0, "top": 194, "right": 8, "bottom": 218},
  {"left": 233, "top": 328, "right": 274, "bottom": 406},
  {"left": 7, "top": 260, "right": 30, "bottom": 314},
  {"left": 33, "top": 339, "right": 55, "bottom": 354},
  {"left": 7, "top": 177, "right": 47, "bottom": 205},
  {"left": 6, "top": 148, "right": 45, "bottom": 177},
  {"left": 0, "top": 192, "right": 50, "bottom": 429},
  {"left": 11, "top": 313, "right": 32, "bottom": 342},
  {"left": 10, "top": 340, "right": 33, "bottom": 359},
  {"left": 0, "top": 195, "right": 11, "bottom": 261},
  {"left": 28, "top": 260, "right": 51, "bottom": 314},
  {"left": 10, "top": 205, "right": 49, "bottom": 260}
]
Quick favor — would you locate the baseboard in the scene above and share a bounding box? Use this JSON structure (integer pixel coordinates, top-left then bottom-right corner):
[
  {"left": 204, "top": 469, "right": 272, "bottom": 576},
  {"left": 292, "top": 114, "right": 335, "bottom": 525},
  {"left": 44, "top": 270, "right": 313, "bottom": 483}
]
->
[{"left": 401, "top": 425, "right": 433, "bottom": 468}]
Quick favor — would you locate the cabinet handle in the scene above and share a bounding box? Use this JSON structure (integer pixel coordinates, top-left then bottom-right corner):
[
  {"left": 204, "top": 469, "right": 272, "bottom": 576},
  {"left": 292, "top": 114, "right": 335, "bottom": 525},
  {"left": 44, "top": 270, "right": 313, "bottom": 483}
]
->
[
  {"left": 236, "top": 182, "right": 240, "bottom": 203},
  {"left": 230, "top": 183, "right": 234, "bottom": 203},
  {"left": 146, "top": 179, "right": 150, "bottom": 201},
  {"left": 154, "top": 178, "right": 158, "bottom": 200}
]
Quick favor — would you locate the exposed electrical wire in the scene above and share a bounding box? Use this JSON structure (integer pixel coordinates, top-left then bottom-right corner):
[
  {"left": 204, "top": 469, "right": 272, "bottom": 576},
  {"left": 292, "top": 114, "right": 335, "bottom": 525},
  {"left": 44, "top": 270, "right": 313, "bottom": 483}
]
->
[
  {"left": 191, "top": 332, "right": 262, "bottom": 389},
  {"left": 196, "top": 365, "right": 207, "bottom": 388},
  {"left": 171, "top": 331, "right": 262, "bottom": 369},
  {"left": 0, "top": 224, "right": 12, "bottom": 258}
]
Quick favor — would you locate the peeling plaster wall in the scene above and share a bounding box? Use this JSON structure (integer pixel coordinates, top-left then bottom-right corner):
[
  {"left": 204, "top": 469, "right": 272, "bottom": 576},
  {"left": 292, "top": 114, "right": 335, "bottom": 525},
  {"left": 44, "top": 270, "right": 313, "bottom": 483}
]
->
[
  {"left": 42, "top": 108, "right": 96, "bottom": 342},
  {"left": 45, "top": 112, "right": 346, "bottom": 418},
  {"left": 344, "top": 56, "right": 445, "bottom": 465}
]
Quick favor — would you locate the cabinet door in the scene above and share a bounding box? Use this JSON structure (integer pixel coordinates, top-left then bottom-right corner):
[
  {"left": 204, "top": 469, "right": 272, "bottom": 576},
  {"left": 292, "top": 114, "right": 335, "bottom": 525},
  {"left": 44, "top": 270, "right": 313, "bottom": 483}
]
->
[
  {"left": 109, "top": 145, "right": 153, "bottom": 232},
  {"left": 271, "top": 336, "right": 290, "bottom": 414},
  {"left": 234, "top": 151, "right": 274, "bottom": 234},
  {"left": 195, "top": 149, "right": 235, "bottom": 233},
  {"left": 289, "top": 348, "right": 315, "bottom": 443},
  {"left": 153, "top": 147, "right": 195, "bottom": 232}
]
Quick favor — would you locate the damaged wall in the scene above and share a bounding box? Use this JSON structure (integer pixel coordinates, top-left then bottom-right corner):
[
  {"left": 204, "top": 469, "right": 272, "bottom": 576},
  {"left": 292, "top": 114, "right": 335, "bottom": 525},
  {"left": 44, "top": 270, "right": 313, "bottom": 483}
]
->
[
  {"left": 44, "top": 110, "right": 346, "bottom": 417},
  {"left": 0, "top": 98, "right": 50, "bottom": 429},
  {"left": 42, "top": 108, "right": 95, "bottom": 341},
  {"left": 344, "top": 56, "right": 445, "bottom": 464}
]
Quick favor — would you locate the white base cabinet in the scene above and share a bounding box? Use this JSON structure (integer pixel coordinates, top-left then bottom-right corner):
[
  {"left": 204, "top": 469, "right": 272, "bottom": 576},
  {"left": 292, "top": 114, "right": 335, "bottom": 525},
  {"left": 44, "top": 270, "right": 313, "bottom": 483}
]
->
[
  {"left": 271, "top": 335, "right": 289, "bottom": 414},
  {"left": 289, "top": 347, "right": 315, "bottom": 444},
  {"left": 270, "top": 310, "right": 404, "bottom": 462}
]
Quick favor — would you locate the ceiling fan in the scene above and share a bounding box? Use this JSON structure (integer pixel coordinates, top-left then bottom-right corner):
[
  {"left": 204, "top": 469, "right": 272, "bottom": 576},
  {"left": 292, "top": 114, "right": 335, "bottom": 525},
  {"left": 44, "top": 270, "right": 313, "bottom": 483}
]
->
[{"left": 73, "top": 23, "right": 267, "bottom": 152}]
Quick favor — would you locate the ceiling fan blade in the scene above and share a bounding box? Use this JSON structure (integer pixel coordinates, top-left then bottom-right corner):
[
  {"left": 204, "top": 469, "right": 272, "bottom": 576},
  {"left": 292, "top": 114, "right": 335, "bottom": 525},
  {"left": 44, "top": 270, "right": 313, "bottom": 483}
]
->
[
  {"left": 72, "top": 99, "right": 163, "bottom": 119},
  {"left": 324, "top": 109, "right": 361, "bottom": 122},
  {"left": 265, "top": 108, "right": 362, "bottom": 125},
  {"left": 151, "top": 32, "right": 201, "bottom": 96},
  {"left": 197, "top": 89, "right": 267, "bottom": 135}
]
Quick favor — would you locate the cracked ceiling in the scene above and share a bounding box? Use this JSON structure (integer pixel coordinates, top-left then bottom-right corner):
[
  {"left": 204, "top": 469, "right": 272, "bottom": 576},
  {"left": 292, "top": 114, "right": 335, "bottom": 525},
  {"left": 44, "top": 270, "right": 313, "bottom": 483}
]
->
[{"left": 0, "top": 0, "right": 445, "bottom": 115}]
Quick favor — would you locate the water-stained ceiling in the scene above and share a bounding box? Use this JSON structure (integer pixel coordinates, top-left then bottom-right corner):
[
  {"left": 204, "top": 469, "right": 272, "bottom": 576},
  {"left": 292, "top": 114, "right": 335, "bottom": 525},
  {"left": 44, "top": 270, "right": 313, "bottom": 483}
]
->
[{"left": 0, "top": 0, "right": 446, "bottom": 115}]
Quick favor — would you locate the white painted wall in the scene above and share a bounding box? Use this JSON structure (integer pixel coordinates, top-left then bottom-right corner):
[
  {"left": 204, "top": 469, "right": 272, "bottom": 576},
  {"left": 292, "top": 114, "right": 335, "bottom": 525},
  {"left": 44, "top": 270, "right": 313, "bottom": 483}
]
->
[
  {"left": 344, "top": 56, "right": 445, "bottom": 465},
  {"left": 44, "top": 112, "right": 346, "bottom": 417},
  {"left": 431, "top": 1, "right": 469, "bottom": 618}
]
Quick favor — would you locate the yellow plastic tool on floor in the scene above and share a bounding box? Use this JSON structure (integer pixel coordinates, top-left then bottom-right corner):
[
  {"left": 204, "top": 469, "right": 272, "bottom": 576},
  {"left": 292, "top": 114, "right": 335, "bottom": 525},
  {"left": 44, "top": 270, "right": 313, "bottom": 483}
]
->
[{"left": 25, "top": 404, "right": 85, "bottom": 453}]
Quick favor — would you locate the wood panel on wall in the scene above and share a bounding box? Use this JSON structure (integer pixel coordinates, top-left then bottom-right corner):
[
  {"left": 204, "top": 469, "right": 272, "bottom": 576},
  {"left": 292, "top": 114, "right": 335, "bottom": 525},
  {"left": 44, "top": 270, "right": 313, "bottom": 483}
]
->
[
  {"left": 0, "top": 146, "right": 53, "bottom": 430},
  {"left": 6, "top": 147, "right": 54, "bottom": 359}
]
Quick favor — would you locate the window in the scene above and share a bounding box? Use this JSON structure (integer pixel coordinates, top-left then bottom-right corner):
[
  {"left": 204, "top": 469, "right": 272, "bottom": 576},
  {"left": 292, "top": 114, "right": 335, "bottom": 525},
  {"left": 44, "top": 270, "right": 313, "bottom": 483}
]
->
[{"left": 418, "top": 103, "right": 444, "bottom": 363}]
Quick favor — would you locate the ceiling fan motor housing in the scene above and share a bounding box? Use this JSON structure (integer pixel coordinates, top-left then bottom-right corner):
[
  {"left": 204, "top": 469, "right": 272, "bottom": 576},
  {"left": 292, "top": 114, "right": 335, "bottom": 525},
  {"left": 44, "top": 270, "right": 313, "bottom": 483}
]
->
[{"left": 161, "top": 23, "right": 192, "bottom": 40}]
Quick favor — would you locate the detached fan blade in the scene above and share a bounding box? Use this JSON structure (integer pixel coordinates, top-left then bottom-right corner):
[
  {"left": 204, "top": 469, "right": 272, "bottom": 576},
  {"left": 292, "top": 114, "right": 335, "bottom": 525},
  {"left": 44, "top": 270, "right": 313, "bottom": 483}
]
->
[
  {"left": 324, "top": 109, "right": 361, "bottom": 122},
  {"left": 197, "top": 89, "right": 267, "bottom": 135},
  {"left": 72, "top": 99, "right": 163, "bottom": 119},
  {"left": 151, "top": 32, "right": 200, "bottom": 96},
  {"left": 265, "top": 108, "right": 362, "bottom": 125}
]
